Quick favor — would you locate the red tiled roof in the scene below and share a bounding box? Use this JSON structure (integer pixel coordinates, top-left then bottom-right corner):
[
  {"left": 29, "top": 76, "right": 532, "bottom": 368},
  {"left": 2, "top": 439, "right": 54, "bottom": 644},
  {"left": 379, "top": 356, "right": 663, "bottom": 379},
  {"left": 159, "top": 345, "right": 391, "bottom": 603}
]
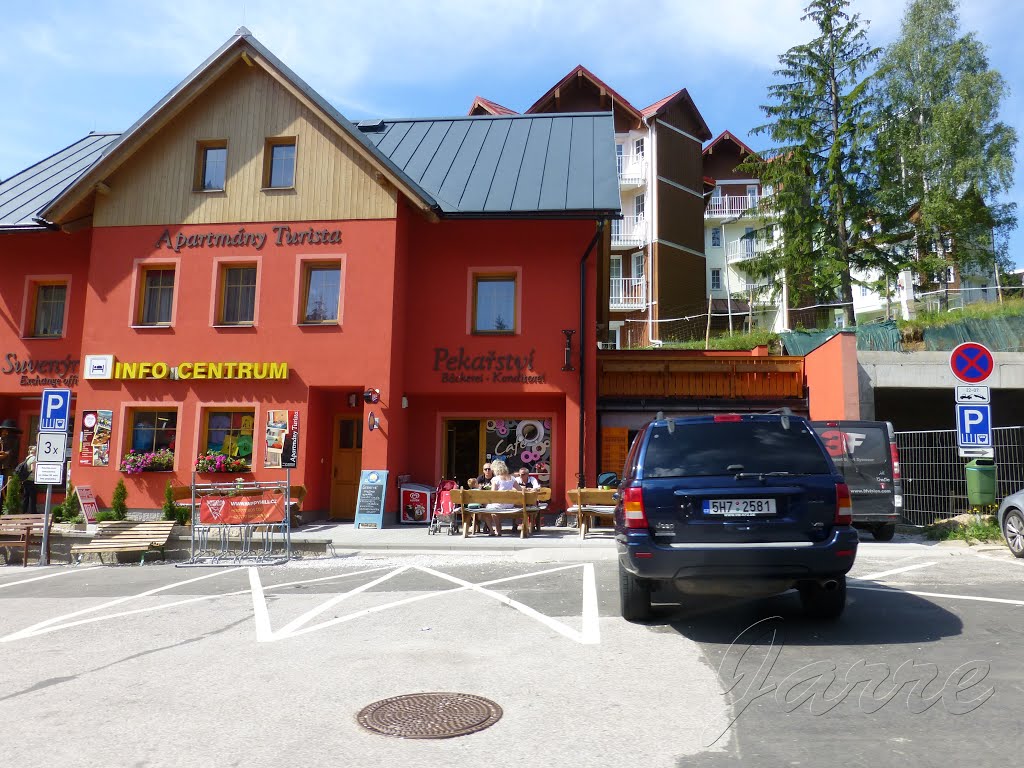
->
[
  {"left": 640, "top": 88, "right": 712, "bottom": 141},
  {"left": 468, "top": 96, "right": 518, "bottom": 116},
  {"left": 640, "top": 90, "right": 681, "bottom": 117},
  {"left": 525, "top": 65, "right": 641, "bottom": 118}
]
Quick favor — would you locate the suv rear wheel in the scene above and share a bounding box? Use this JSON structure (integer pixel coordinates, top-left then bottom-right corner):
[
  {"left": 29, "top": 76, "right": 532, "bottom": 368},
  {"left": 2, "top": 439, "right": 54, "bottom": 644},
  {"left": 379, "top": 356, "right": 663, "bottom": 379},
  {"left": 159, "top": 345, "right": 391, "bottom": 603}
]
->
[
  {"left": 619, "top": 563, "right": 652, "bottom": 622},
  {"left": 873, "top": 523, "right": 896, "bottom": 541},
  {"left": 798, "top": 575, "right": 847, "bottom": 619}
]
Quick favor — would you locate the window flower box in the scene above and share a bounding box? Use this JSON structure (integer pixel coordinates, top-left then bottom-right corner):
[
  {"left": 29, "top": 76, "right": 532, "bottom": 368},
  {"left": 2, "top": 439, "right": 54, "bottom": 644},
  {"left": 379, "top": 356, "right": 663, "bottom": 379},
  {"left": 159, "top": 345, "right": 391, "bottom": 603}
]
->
[
  {"left": 195, "top": 451, "right": 251, "bottom": 473},
  {"left": 120, "top": 448, "right": 175, "bottom": 474}
]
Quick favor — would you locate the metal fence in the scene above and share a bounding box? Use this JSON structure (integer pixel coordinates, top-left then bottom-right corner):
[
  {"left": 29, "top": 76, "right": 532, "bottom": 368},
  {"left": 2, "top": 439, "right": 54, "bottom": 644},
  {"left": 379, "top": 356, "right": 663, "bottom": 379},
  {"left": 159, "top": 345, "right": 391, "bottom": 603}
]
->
[{"left": 895, "top": 426, "right": 1024, "bottom": 525}]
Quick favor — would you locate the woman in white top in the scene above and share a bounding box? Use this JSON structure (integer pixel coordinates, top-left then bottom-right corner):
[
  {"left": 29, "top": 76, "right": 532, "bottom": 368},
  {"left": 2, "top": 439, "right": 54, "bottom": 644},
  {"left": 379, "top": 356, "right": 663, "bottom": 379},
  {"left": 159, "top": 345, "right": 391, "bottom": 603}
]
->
[{"left": 486, "top": 459, "right": 517, "bottom": 536}]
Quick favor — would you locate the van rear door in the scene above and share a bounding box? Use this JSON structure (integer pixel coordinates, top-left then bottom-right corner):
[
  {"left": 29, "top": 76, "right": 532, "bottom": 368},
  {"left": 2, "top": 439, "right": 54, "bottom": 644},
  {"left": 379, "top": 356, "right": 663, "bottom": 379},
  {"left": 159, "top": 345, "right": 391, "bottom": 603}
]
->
[{"left": 810, "top": 421, "right": 898, "bottom": 522}]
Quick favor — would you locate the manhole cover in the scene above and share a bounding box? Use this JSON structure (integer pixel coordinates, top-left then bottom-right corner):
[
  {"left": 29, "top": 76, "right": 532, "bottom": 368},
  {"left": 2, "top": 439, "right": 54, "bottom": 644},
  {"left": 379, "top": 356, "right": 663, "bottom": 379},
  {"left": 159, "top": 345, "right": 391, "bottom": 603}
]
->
[{"left": 356, "top": 692, "right": 503, "bottom": 739}]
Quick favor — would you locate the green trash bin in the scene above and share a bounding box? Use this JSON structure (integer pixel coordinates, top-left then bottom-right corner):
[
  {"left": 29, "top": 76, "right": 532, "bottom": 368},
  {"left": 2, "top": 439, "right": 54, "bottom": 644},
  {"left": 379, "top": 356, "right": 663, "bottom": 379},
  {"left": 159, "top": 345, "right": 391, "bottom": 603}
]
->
[{"left": 965, "top": 458, "right": 997, "bottom": 507}]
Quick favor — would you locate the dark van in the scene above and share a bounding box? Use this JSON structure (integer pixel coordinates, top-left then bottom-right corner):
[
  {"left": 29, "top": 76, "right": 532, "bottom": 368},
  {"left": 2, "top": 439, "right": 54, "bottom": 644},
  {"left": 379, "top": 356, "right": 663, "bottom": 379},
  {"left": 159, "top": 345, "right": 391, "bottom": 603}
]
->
[{"left": 810, "top": 420, "right": 902, "bottom": 541}]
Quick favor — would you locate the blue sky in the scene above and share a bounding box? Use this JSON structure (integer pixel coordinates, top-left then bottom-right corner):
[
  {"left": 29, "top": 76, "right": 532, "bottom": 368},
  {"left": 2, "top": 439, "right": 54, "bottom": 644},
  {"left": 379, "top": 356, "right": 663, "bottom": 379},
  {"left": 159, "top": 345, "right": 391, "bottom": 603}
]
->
[{"left": 3, "top": 0, "right": 1022, "bottom": 265}]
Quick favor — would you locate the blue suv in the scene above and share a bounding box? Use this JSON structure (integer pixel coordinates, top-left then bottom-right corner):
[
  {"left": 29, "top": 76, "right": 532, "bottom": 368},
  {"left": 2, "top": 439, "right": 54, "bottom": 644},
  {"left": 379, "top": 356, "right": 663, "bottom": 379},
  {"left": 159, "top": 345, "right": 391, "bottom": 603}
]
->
[{"left": 615, "top": 413, "right": 858, "bottom": 621}]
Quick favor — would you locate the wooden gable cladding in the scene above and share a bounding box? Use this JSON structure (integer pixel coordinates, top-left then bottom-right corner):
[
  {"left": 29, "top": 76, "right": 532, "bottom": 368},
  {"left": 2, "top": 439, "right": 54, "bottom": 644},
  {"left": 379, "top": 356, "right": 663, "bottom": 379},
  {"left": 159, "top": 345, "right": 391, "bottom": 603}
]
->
[
  {"left": 597, "top": 353, "right": 806, "bottom": 400},
  {"left": 94, "top": 60, "right": 397, "bottom": 227}
]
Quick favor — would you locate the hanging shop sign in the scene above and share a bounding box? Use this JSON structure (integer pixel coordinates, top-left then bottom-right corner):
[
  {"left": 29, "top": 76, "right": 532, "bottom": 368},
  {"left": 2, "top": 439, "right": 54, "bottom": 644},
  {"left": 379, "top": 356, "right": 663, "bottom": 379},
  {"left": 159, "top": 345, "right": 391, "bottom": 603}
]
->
[
  {"left": 79, "top": 410, "right": 113, "bottom": 467},
  {"left": 264, "top": 410, "right": 299, "bottom": 469},
  {"left": 83, "top": 355, "right": 288, "bottom": 381},
  {"left": 432, "top": 347, "right": 546, "bottom": 384},
  {"left": 155, "top": 225, "right": 342, "bottom": 253},
  {"left": 1, "top": 353, "right": 80, "bottom": 387}
]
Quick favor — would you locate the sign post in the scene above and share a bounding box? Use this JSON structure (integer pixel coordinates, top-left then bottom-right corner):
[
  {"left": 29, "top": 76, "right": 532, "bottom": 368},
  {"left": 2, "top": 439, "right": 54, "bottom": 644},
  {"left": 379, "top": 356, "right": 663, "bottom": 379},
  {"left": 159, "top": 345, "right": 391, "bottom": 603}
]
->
[
  {"left": 950, "top": 343, "right": 995, "bottom": 459},
  {"left": 36, "top": 388, "right": 71, "bottom": 566}
]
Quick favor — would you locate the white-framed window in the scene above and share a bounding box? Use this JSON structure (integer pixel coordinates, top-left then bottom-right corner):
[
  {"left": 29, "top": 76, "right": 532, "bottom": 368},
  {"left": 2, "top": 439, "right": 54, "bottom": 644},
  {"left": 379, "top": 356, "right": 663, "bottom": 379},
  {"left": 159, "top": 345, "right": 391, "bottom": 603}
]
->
[
  {"left": 631, "top": 251, "right": 645, "bottom": 280},
  {"left": 634, "top": 193, "right": 645, "bottom": 220},
  {"left": 711, "top": 268, "right": 722, "bottom": 291},
  {"left": 607, "top": 321, "right": 623, "bottom": 350},
  {"left": 860, "top": 285, "right": 869, "bottom": 297},
  {"left": 609, "top": 256, "right": 623, "bottom": 304},
  {"left": 634, "top": 137, "right": 644, "bottom": 158},
  {"left": 712, "top": 185, "right": 722, "bottom": 200},
  {"left": 746, "top": 184, "right": 758, "bottom": 203},
  {"left": 711, "top": 228, "right": 722, "bottom": 248},
  {"left": 744, "top": 226, "right": 755, "bottom": 256}
]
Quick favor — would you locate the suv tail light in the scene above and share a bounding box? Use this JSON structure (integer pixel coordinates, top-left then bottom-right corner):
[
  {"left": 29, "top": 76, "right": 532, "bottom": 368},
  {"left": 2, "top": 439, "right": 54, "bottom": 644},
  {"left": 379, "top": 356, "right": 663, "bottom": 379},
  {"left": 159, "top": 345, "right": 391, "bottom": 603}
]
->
[
  {"left": 835, "top": 482, "right": 852, "bottom": 525},
  {"left": 890, "top": 443, "right": 901, "bottom": 482},
  {"left": 622, "top": 487, "right": 648, "bottom": 529}
]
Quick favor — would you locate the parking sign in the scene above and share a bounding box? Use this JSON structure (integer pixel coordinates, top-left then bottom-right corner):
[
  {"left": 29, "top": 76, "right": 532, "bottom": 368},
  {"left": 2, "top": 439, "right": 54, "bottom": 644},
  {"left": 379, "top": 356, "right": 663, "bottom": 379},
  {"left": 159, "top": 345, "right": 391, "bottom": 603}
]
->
[
  {"left": 39, "top": 388, "right": 71, "bottom": 432},
  {"left": 956, "top": 404, "right": 992, "bottom": 448}
]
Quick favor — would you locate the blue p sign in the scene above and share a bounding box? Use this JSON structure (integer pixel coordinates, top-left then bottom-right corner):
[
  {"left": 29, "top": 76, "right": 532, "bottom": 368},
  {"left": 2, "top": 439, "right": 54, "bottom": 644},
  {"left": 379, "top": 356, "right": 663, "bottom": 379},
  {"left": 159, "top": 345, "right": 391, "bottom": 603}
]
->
[{"left": 39, "top": 388, "right": 71, "bottom": 432}]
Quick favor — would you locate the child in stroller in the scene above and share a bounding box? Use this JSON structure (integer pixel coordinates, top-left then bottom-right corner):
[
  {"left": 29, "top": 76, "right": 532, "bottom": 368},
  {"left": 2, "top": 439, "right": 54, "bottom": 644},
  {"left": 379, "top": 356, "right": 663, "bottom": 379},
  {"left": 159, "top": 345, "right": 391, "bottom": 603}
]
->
[{"left": 427, "top": 478, "right": 461, "bottom": 535}]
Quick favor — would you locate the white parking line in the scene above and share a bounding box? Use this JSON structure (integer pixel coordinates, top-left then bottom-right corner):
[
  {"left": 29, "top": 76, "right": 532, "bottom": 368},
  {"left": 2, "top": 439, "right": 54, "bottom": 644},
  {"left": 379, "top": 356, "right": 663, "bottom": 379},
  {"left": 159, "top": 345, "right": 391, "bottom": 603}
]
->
[
  {"left": 0, "top": 567, "right": 101, "bottom": 589},
  {"left": 0, "top": 568, "right": 242, "bottom": 642},
  {"left": 850, "top": 584, "right": 1024, "bottom": 606},
  {"left": 252, "top": 563, "right": 599, "bottom": 644},
  {"left": 854, "top": 561, "right": 937, "bottom": 581}
]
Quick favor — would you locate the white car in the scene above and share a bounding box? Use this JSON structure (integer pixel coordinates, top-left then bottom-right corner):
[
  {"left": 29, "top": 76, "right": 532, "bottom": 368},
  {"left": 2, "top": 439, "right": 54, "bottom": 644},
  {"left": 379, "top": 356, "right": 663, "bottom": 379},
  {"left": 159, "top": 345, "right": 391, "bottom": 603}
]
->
[{"left": 997, "top": 490, "right": 1024, "bottom": 558}]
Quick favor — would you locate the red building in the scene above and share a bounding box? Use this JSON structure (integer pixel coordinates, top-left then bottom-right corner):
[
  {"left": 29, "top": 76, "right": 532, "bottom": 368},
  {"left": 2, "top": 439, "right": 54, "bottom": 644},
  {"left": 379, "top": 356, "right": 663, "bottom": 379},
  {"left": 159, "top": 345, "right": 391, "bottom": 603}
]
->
[{"left": 0, "top": 29, "right": 619, "bottom": 520}]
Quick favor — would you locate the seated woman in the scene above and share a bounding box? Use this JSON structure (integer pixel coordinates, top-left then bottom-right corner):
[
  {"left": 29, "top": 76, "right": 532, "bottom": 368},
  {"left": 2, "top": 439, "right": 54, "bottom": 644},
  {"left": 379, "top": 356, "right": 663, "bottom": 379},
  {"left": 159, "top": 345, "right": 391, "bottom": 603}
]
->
[{"left": 485, "top": 459, "right": 517, "bottom": 536}]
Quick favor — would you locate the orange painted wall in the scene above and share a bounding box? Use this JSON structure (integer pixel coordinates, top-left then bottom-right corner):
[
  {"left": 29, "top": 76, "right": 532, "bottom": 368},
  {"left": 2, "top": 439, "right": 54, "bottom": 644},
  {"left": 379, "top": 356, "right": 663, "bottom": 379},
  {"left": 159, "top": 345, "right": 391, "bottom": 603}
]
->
[
  {"left": 397, "top": 216, "right": 598, "bottom": 505},
  {"left": 0, "top": 228, "right": 91, "bottom": 438},
  {"left": 72, "top": 219, "right": 398, "bottom": 508},
  {"left": 806, "top": 331, "right": 860, "bottom": 420}
]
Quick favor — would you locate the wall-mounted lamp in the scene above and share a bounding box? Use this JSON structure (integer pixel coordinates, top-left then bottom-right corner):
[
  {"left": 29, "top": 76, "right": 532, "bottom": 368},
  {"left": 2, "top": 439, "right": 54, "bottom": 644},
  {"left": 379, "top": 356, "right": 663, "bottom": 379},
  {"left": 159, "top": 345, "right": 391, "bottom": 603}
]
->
[
  {"left": 367, "top": 411, "right": 380, "bottom": 431},
  {"left": 363, "top": 388, "right": 380, "bottom": 404},
  {"left": 562, "top": 329, "right": 576, "bottom": 371},
  {"left": 401, "top": 396, "right": 409, "bottom": 409}
]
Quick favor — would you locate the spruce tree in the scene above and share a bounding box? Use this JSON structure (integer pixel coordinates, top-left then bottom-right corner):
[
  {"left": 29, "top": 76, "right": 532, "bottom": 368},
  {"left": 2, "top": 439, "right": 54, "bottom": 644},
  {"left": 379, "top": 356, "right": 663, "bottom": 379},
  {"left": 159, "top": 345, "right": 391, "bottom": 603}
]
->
[
  {"left": 111, "top": 479, "right": 128, "bottom": 521},
  {"left": 740, "top": 0, "right": 881, "bottom": 327}
]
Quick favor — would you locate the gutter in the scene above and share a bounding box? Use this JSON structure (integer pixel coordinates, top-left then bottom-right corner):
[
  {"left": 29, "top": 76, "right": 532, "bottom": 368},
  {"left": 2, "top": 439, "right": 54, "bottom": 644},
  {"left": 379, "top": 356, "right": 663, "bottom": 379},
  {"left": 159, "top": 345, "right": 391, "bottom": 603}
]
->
[{"left": 578, "top": 219, "right": 606, "bottom": 488}]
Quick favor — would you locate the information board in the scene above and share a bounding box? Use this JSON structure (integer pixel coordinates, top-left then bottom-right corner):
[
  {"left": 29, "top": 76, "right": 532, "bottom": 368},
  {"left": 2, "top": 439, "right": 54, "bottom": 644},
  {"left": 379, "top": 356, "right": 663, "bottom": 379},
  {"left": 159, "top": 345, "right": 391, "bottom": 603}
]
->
[
  {"left": 75, "top": 485, "right": 99, "bottom": 523},
  {"left": 353, "top": 469, "right": 389, "bottom": 529}
]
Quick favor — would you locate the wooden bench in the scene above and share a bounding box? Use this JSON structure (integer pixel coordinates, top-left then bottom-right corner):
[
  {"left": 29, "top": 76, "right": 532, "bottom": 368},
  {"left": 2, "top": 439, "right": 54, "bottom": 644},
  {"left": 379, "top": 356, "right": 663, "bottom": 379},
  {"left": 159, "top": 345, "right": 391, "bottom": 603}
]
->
[
  {"left": 567, "top": 488, "right": 617, "bottom": 539},
  {"left": 0, "top": 513, "right": 51, "bottom": 567},
  {"left": 70, "top": 520, "right": 176, "bottom": 564},
  {"left": 451, "top": 489, "right": 545, "bottom": 538}
]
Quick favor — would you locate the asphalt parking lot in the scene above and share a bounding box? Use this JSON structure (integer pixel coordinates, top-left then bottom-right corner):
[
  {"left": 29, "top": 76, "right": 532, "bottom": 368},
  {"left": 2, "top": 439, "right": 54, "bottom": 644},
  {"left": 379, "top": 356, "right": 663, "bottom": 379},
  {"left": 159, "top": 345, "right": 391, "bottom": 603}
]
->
[{"left": 0, "top": 537, "right": 1021, "bottom": 768}]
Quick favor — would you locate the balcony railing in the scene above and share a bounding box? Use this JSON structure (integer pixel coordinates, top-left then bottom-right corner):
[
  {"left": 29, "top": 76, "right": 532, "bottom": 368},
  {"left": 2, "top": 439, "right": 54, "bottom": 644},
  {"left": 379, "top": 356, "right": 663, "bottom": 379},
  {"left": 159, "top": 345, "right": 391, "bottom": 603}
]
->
[
  {"left": 609, "top": 277, "right": 646, "bottom": 311},
  {"left": 706, "top": 194, "right": 761, "bottom": 218},
  {"left": 611, "top": 215, "right": 648, "bottom": 248},
  {"left": 617, "top": 153, "right": 646, "bottom": 188},
  {"left": 726, "top": 238, "right": 769, "bottom": 263}
]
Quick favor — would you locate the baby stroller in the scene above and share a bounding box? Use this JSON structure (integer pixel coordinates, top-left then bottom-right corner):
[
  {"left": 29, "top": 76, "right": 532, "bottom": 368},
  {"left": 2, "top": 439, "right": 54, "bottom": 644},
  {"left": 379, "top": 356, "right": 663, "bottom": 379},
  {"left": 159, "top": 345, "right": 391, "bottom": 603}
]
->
[{"left": 427, "top": 478, "right": 460, "bottom": 535}]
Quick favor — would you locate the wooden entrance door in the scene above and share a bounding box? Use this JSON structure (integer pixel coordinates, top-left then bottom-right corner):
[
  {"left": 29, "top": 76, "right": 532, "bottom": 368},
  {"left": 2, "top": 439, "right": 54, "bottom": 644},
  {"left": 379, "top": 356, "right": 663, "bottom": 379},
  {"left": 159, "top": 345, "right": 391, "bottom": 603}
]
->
[{"left": 330, "top": 416, "right": 362, "bottom": 520}]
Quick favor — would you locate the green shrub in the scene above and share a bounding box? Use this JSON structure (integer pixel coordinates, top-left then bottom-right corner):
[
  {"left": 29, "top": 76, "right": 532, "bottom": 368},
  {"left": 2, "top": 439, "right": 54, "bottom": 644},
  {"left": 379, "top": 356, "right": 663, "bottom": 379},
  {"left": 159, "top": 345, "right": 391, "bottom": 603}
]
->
[
  {"left": 95, "top": 510, "right": 120, "bottom": 522},
  {"left": 3, "top": 474, "right": 22, "bottom": 515},
  {"left": 162, "top": 481, "right": 190, "bottom": 525},
  {"left": 111, "top": 478, "right": 128, "bottom": 520}
]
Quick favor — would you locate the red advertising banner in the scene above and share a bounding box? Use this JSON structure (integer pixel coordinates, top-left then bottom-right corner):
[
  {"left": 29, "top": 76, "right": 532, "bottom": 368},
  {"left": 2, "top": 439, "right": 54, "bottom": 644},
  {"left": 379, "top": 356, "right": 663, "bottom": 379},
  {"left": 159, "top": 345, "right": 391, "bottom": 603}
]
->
[
  {"left": 199, "top": 491, "right": 286, "bottom": 525},
  {"left": 79, "top": 410, "right": 113, "bottom": 467}
]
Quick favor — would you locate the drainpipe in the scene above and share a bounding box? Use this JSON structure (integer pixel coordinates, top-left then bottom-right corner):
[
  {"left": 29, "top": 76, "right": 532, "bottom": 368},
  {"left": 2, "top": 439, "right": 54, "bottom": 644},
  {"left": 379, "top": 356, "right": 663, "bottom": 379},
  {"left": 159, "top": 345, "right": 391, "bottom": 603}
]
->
[
  {"left": 579, "top": 220, "right": 606, "bottom": 488},
  {"left": 642, "top": 113, "right": 655, "bottom": 346}
]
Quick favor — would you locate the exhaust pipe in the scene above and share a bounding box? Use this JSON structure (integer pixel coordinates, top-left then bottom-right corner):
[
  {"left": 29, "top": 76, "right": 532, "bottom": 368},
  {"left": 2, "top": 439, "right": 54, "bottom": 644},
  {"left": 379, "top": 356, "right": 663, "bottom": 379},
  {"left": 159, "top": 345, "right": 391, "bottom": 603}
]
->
[{"left": 821, "top": 579, "right": 839, "bottom": 591}]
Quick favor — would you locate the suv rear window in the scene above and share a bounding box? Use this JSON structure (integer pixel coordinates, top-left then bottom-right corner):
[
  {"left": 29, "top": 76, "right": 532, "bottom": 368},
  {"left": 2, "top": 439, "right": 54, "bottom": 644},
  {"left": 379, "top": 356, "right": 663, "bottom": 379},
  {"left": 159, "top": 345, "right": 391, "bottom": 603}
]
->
[{"left": 643, "top": 420, "right": 832, "bottom": 478}]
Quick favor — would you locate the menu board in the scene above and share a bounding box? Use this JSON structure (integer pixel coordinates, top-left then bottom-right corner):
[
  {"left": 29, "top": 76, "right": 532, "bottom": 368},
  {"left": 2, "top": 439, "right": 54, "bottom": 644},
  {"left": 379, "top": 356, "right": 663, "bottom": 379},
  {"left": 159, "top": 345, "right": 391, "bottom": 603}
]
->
[
  {"left": 79, "top": 410, "right": 113, "bottom": 467},
  {"left": 353, "top": 469, "right": 389, "bottom": 529},
  {"left": 74, "top": 485, "right": 99, "bottom": 523}
]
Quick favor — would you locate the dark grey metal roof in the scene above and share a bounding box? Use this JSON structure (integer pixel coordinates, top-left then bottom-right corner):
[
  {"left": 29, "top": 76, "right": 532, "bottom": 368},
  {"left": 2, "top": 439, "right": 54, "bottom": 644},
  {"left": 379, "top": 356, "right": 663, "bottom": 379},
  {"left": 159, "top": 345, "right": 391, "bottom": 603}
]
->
[
  {"left": 0, "top": 132, "right": 119, "bottom": 229},
  {"left": 359, "top": 113, "right": 621, "bottom": 218}
]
